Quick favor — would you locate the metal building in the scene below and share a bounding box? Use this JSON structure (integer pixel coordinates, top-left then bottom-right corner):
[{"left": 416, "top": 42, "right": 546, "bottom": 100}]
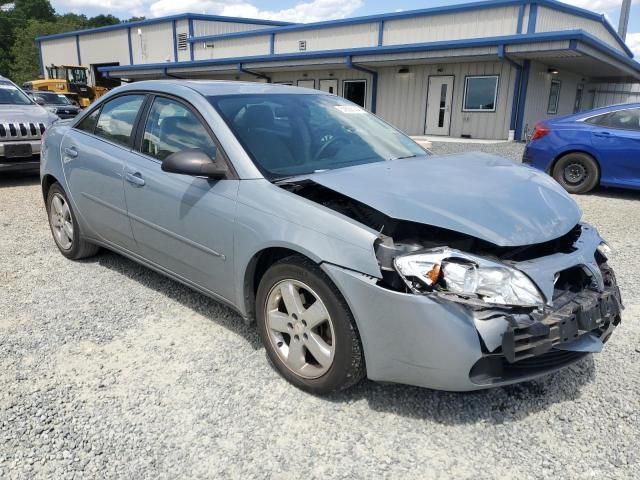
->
[{"left": 37, "top": 0, "right": 640, "bottom": 140}]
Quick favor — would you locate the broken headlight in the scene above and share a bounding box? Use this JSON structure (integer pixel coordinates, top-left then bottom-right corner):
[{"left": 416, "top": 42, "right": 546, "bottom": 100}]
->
[{"left": 393, "top": 248, "right": 545, "bottom": 307}]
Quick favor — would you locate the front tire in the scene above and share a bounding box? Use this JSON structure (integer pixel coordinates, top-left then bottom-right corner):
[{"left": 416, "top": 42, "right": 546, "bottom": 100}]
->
[
  {"left": 46, "top": 183, "right": 99, "bottom": 260},
  {"left": 552, "top": 152, "right": 599, "bottom": 194},
  {"left": 256, "top": 255, "right": 365, "bottom": 394}
]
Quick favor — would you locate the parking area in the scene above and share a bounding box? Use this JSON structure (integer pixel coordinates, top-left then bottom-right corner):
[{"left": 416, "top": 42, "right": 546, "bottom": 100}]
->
[{"left": 1, "top": 142, "right": 639, "bottom": 479}]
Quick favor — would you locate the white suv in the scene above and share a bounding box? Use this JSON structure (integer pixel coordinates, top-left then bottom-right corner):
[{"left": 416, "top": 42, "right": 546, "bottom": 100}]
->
[{"left": 0, "top": 75, "right": 58, "bottom": 173}]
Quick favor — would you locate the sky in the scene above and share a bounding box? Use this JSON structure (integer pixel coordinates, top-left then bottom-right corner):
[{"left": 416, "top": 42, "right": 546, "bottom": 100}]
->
[{"left": 50, "top": 0, "right": 640, "bottom": 58}]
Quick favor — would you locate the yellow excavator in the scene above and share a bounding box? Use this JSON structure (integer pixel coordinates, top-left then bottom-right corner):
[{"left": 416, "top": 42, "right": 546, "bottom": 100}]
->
[{"left": 22, "top": 65, "right": 108, "bottom": 108}]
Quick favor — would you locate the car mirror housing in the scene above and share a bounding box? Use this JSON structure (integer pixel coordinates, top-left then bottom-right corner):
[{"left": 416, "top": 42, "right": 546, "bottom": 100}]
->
[
  {"left": 34, "top": 97, "right": 46, "bottom": 106},
  {"left": 161, "top": 149, "right": 227, "bottom": 179}
]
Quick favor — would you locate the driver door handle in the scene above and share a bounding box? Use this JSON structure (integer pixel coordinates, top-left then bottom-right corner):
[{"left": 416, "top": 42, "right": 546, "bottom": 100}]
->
[
  {"left": 64, "top": 146, "right": 78, "bottom": 158},
  {"left": 125, "top": 171, "right": 145, "bottom": 187}
]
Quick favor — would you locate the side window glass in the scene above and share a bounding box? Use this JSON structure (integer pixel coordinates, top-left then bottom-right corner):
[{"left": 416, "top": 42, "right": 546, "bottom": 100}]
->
[
  {"left": 606, "top": 109, "right": 640, "bottom": 131},
  {"left": 75, "top": 108, "right": 101, "bottom": 134},
  {"left": 585, "top": 113, "right": 611, "bottom": 127},
  {"left": 142, "top": 97, "right": 217, "bottom": 161},
  {"left": 94, "top": 95, "right": 145, "bottom": 147}
]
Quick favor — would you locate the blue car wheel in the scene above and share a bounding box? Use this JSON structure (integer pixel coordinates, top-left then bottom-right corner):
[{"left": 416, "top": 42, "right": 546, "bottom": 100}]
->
[{"left": 551, "top": 152, "right": 600, "bottom": 194}]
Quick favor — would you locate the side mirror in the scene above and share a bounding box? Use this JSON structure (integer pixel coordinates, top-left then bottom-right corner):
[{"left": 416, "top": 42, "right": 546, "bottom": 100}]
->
[
  {"left": 161, "top": 149, "right": 227, "bottom": 179},
  {"left": 34, "top": 97, "right": 46, "bottom": 106}
]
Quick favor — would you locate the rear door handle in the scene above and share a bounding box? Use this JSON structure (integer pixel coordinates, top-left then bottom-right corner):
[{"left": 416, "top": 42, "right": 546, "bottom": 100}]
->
[
  {"left": 125, "top": 171, "right": 145, "bottom": 187},
  {"left": 64, "top": 146, "right": 78, "bottom": 158},
  {"left": 593, "top": 131, "right": 613, "bottom": 137}
]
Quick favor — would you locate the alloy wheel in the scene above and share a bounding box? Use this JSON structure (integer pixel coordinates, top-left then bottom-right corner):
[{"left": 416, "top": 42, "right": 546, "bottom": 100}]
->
[
  {"left": 265, "top": 279, "right": 335, "bottom": 379},
  {"left": 49, "top": 193, "right": 74, "bottom": 250}
]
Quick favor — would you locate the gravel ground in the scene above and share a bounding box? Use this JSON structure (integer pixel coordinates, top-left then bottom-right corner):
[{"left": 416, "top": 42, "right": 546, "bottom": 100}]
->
[{"left": 1, "top": 143, "right": 639, "bottom": 479}]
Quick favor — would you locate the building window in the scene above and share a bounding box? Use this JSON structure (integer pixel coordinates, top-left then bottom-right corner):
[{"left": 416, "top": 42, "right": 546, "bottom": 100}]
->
[
  {"left": 177, "top": 33, "right": 188, "bottom": 50},
  {"left": 343, "top": 80, "right": 366, "bottom": 108},
  {"left": 462, "top": 75, "right": 498, "bottom": 112},
  {"left": 547, "top": 79, "right": 562, "bottom": 114}
]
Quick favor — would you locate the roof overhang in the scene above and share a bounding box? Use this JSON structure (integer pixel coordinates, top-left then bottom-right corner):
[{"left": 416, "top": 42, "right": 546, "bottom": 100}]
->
[{"left": 100, "top": 31, "right": 640, "bottom": 82}]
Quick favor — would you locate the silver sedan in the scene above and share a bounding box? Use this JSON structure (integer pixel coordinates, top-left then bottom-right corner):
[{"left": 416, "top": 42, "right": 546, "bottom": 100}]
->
[{"left": 40, "top": 81, "right": 622, "bottom": 394}]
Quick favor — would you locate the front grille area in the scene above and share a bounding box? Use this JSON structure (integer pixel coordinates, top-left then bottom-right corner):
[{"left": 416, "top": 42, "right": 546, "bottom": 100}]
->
[{"left": 0, "top": 122, "right": 46, "bottom": 140}]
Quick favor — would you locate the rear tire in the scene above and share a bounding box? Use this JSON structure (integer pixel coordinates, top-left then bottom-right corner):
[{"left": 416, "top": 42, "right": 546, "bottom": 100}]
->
[
  {"left": 256, "top": 255, "right": 365, "bottom": 394},
  {"left": 46, "top": 183, "right": 100, "bottom": 260},
  {"left": 552, "top": 152, "right": 599, "bottom": 194}
]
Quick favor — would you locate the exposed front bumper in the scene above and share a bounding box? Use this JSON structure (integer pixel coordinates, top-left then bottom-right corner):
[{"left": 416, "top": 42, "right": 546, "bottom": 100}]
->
[{"left": 321, "top": 225, "right": 621, "bottom": 392}]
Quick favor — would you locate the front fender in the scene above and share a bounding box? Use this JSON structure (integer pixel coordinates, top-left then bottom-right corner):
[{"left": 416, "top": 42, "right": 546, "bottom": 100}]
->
[{"left": 232, "top": 179, "right": 382, "bottom": 316}]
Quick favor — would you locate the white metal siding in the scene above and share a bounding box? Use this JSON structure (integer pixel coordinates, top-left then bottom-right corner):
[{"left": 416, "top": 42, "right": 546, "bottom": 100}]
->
[
  {"left": 176, "top": 19, "right": 190, "bottom": 62},
  {"left": 194, "top": 35, "right": 271, "bottom": 60},
  {"left": 78, "top": 29, "right": 130, "bottom": 66},
  {"left": 274, "top": 23, "right": 378, "bottom": 54},
  {"left": 376, "top": 61, "right": 516, "bottom": 139},
  {"left": 40, "top": 37, "right": 78, "bottom": 70},
  {"left": 587, "top": 82, "right": 640, "bottom": 109},
  {"left": 522, "top": 60, "right": 584, "bottom": 136},
  {"left": 192, "top": 20, "right": 271, "bottom": 37},
  {"left": 383, "top": 6, "right": 520, "bottom": 45},
  {"left": 130, "top": 21, "right": 174, "bottom": 64},
  {"left": 535, "top": 7, "right": 624, "bottom": 53}
]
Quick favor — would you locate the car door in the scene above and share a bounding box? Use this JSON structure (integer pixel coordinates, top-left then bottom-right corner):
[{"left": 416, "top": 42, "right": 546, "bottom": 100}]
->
[
  {"left": 588, "top": 107, "right": 640, "bottom": 187},
  {"left": 61, "top": 94, "right": 146, "bottom": 251},
  {"left": 123, "top": 95, "right": 239, "bottom": 302}
]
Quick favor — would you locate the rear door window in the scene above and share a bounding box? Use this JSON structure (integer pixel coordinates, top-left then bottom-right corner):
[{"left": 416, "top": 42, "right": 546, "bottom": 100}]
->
[
  {"left": 585, "top": 108, "right": 640, "bottom": 131},
  {"left": 94, "top": 95, "right": 145, "bottom": 147}
]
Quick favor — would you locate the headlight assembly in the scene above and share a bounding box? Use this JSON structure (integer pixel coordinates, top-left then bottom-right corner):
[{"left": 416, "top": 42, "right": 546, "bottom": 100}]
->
[{"left": 394, "top": 248, "right": 545, "bottom": 307}]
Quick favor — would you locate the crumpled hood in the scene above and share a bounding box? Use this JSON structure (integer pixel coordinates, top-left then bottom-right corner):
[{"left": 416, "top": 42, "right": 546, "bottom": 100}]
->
[
  {"left": 0, "top": 104, "right": 55, "bottom": 124},
  {"left": 291, "top": 152, "right": 582, "bottom": 246}
]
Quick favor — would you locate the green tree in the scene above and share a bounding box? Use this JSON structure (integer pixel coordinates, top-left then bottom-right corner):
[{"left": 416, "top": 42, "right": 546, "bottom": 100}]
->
[
  {"left": 86, "top": 14, "right": 119, "bottom": 28},
  {"left": 13, "top": 0, "right": 55, "bottom": 22},
  {"left": 9, "top": 17, "right": 85, "bottom": 84}
]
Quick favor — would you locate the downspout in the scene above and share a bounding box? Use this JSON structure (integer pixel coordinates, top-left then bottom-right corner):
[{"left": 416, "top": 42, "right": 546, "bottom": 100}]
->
[
  {"left": 345, "top": 55, "right": 378, "bottom": 113},
  {"left": 498, "top": 44, "right": 524, "bottom": 141},
  {"left": 238, "top": 64, "right": 271, "bottom": 83}
]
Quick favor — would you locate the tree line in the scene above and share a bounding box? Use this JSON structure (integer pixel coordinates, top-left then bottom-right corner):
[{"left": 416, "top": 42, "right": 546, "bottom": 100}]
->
[{"left": 0, "top": 0, "right": 143, "bottom": 84}]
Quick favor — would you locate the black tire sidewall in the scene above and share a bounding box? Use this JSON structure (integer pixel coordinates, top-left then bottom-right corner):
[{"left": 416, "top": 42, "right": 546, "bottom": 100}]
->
[
  {"left": 256, "top": 257, "right": 364, "bottom": 394},
  {"left": 46, "top": 183, "right": 82, "bottom": 259},
  {"left": 552, "top": 153, "right": 599, "bottom": 194}
]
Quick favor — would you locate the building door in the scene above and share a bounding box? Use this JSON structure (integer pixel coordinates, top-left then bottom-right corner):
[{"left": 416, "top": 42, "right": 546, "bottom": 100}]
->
[
  {"left": 319, "top": 79, "right": 338, "bottom": 95},
  {"left": 425, "top": 75, "right": 454, "bottom": 135}
]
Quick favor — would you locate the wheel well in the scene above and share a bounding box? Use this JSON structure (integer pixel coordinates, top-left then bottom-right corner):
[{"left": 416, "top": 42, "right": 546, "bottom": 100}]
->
[
  {"left": 550, "top": 150, "right": 600, "bottom": 179},
  {"left": 41, "top": 174, "right": 59, "bottom": 202},
  {"left": 243, "top": 247, "right": 315, "bottom": 321}
]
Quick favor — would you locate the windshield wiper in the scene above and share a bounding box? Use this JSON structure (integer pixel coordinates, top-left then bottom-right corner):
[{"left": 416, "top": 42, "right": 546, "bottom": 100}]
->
[{"left": 388, "top": 154, "right": 417, "bottom": 161}]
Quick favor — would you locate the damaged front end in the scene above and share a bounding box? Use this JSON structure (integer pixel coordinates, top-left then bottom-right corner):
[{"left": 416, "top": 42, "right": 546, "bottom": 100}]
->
[
  {"left": 377, "top": 223, "right": 622, "bottom": 386},
  {"left": 280, "top": 178, "right": 622, "bottom": 388}
]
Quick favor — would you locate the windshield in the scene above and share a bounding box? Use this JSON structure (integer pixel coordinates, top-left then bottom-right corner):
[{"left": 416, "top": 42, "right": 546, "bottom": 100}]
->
[
  {"left": 0, "top": 81, "right": 34, "bottom": 105},
  {"left": 209, "top": 93, "right": 426, "bottom": 179},
  {"left": 32, "top": 92, "right": 72, "bottom": 105},
  {"left": 67, "top": 68, "right": 87, "bottom": 84}
]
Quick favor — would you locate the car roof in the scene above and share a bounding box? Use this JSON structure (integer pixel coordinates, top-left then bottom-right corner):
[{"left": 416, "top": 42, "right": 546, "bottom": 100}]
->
[{"left": 116, "top": 80, "right": 328, "bottom": 97}]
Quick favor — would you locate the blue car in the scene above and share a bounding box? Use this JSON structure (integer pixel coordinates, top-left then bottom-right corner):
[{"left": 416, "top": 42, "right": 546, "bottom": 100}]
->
[{"left": 523, "top": 103, "right": 640, "bottom": 194}]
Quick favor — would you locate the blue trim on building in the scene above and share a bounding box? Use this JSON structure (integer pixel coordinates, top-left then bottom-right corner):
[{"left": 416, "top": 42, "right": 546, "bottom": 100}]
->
[
  {"left": 127, "top": 27, "right": 134, "bottom": 65},
  {"left": 172, "top": 20, "right": 178, "bottom": 62},
  {"left": 527, "top": 3, "right": 537, "bottom": 34},
  {"left": 75, "top": 35, "right": 82, "bottom": 64},
  {"left": 377, "top": 21, "right": 384, "bottom": 47},
  {"left": 188, "top": 19, "right": 194, "bottom": 61},
  {"left": 99, "top": 30, "right": 640, "bottom": 76},
  {"left": 516, "top": 4, "right": 525, "bottom": 34},
  {"left": 510, "top": 67, "right": 522, "bottom": 131},
  {"left": 35, "top": 13, "right": 293, "bottom": 42},
  {"left": 515, "top": 59, "right": 530, "bottom": 140},
  {"left": 345, "top": 56, "right": 378, "bottom": 113},
  {"left": 269, "top": 33, "right": 275, "bottom": 55}
]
